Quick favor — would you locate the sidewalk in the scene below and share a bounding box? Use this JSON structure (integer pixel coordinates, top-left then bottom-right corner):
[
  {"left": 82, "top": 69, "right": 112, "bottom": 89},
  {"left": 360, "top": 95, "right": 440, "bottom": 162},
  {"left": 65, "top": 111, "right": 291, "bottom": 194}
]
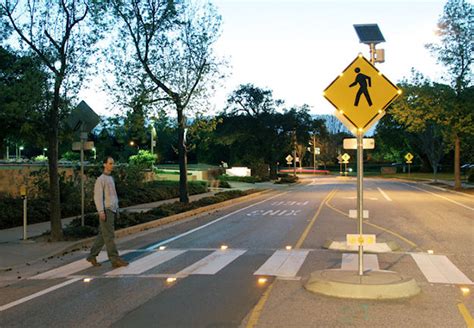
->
[{"left": 0, "top": 181, "right": 284, "bottom": 271}]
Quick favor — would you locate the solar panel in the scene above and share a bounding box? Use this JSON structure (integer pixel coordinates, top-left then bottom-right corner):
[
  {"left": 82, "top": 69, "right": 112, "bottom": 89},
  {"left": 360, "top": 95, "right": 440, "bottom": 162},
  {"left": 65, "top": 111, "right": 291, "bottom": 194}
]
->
[{"left": 353, "top": 24, "right": 385, "bottom": 44}]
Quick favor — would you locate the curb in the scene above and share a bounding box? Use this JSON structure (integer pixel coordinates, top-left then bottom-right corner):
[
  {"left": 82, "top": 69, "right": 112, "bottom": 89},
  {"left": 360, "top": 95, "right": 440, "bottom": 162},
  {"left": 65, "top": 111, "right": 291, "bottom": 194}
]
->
[
  {"left": 44, "top": 189, "right": 273, "bottom": 258},
  {"left": 304, "top": 269, "right": 421, "bottom": 300}
]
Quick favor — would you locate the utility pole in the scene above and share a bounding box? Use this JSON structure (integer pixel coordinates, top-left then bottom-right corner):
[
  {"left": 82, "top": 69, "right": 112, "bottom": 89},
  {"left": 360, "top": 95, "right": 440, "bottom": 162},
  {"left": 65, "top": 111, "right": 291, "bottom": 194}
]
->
[{"left": 293, "top": 129, "right": 297, "bottom": 177}]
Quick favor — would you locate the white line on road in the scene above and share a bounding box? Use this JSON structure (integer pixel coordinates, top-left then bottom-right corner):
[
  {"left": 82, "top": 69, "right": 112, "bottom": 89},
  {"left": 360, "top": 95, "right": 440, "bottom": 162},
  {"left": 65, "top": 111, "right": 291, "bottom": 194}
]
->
[
  {"left": 377, "top": 187, "right": 392, "bottom": 201},
  {"left": 411, "top": 253, "right": 473, "bottom": 285},
  {"left": 254, "top": 250, "right": 309, "bottom": 277},
  {"left": 145, "top": 191, "right": 289, "bottom": 250},
  {"left": 177, "top": 249, "right": 246, "bottom": 275},
  {"left": 407, "top": 184, "right": 474, "bottom": 211},
  {"left": 0, "top": 278, "right": 82, "bottom": 312}
]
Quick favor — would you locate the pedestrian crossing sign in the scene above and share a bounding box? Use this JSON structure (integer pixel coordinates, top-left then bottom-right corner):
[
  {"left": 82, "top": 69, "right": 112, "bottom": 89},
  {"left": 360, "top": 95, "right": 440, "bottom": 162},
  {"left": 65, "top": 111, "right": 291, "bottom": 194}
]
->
[{"left": 323, "top": 54, "right": 401, "bottom": 135}]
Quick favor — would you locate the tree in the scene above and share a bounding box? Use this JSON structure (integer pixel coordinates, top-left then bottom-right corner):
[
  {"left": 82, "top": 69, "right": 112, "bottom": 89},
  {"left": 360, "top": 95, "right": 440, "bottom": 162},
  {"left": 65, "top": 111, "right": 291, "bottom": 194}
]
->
[
  {"left": 0, "top": 47, "right": 48, "bottom": 156},
  {"left": 1, "top": 0, "right": 105, "bottom": 240},
  {"left": 110, "top": 0, "right": 224, "bottom": 203},
  {"left": 426, "top": 0, "right": 473, "bottom": 189},
  {"left": 390, "top": 71, "right": 455, "bottom": 178},
  {"left": 225, "top": 83, "right": 284, "bottom": 116}
]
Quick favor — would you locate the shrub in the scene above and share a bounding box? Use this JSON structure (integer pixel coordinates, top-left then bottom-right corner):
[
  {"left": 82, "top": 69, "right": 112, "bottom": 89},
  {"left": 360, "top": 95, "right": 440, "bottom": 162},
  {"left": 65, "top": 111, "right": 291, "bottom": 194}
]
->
[
  {"left": 468, "top": 168, "right": 474, "bottom": 183},
  {"left": 275, "top": 175, "right": 298, "bottom": 184},
  {"left": 129, "top": 150, "right": 157, "bottom": 169}
]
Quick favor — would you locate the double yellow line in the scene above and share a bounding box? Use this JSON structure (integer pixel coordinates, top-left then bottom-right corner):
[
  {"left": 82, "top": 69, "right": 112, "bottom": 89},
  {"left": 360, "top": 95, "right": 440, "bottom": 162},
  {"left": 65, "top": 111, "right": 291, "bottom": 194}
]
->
[{"left": 246, "top": 188, "right": 336, "bottom": 328}]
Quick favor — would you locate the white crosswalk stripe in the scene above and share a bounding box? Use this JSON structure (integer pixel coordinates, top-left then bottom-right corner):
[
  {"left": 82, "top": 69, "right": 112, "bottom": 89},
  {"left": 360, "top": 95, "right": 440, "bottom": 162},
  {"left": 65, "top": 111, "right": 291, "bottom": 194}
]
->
[
  {"left": 341, "top": 253, "right": 380, "bottom": 271},
  {"left": 254, "top": 250, "right": 309, "bottom": 278},
  {"left": 411, "top": 253, "right": 473, "bottom": 285},
  {"left": 177, "top": 249, "right": 246, "bottom": 275},
  {"left": 106, "top": 250, "right": 186, "bottom": 276},
  {"left": 30, "top": 251, "right": 131, "bottom": 279}
]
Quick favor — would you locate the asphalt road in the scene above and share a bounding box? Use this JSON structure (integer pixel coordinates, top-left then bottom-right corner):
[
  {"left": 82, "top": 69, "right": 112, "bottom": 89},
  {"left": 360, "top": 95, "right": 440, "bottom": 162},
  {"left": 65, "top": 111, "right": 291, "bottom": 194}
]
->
[{"left": 0, "top": 176, "right": 473, "bottom": 328}]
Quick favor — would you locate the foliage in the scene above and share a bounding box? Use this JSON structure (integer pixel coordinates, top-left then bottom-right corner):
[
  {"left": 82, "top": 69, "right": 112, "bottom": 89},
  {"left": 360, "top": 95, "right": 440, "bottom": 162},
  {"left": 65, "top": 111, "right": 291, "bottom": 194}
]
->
[
  {"left": 225, "top": 83, "right": 284, "bottom": 116},
  {"left": 129, "top": 150, "right": 157, "bottom": 169},
  {"left": 109, "top": 0, "right": 226, "bottom": 203},
  {"left": 468, "top": 168, "right": 474, "bottom": 183},
  {"left": 1, "top": 0, "right": 108, "bottom": 240},
  {"left": 33, "top": 155, "right": 48, "bottom": 162}
]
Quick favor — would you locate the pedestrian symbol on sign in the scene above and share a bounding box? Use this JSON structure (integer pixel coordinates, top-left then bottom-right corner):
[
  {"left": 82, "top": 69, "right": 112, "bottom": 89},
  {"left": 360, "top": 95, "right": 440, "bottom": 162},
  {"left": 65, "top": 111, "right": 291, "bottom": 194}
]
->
[{"left": 349, "top": 67, "right": 372, "bottom": 107}]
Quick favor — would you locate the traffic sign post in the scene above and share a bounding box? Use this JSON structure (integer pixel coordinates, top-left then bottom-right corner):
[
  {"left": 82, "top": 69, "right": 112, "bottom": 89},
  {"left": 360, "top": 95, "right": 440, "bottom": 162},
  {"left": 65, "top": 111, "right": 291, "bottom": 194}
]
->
[
  {"left": 405, "top": 153, "right": 414, "bottom": 176},
  {"left": 323, "top": 54, "right": 401, "bottom": 276}
]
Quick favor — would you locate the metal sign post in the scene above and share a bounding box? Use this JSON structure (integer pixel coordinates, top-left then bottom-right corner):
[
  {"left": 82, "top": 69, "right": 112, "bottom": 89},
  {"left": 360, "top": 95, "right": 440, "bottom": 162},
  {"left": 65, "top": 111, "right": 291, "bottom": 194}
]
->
[{"left": 356, "top": 132, "right": 364, "bottom": 275}]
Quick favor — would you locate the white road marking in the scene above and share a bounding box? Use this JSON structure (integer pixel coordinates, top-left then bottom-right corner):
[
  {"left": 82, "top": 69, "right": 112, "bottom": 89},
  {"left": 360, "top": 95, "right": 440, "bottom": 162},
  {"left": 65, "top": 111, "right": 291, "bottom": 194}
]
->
[
  {"left": 254, "top": 250, "right": 309, "bottom": 277},
  {"left": 411, "top": 253, "right": 473, "bottom": 285},
  {"left": 407, "top": 184, "right": 474, "bottom": 211},
  {"left": 145, "top": 191, "right": 289, "bottom": 250},
  {"left": 341, "top": 253, "right": 380, "bottom": 271},
  {"left": 0, "top": 278, "right": 82, "bottom": 312},
  {"left": 105, "top": 250, "right": 186, "bottom": 276},
  {"left": 177, "top": 249, "right": 246, "bottom": 275},
  {"left": 377, "top": 187, "right": 392, "bottom": 201},
  {"left": 30, "top": 251, "right": 112, "bottom": 279}
]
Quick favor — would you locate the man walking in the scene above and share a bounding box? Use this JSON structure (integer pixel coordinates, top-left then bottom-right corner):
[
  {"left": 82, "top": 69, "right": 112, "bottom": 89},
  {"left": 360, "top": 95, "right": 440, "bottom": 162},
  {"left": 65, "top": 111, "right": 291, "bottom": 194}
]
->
[
  {"left": 87, "top": 156, "right": 129, "bottom": 268},
  {"left": 349, "top": 67, "right": 373, "bottom": 107}
]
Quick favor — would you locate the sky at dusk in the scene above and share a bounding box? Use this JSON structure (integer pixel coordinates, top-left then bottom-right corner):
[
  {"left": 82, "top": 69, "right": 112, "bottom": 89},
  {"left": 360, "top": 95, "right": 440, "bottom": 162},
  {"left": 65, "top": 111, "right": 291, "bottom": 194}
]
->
[{"left": 79, "top": 0, "right": 450, "bottom": 117}]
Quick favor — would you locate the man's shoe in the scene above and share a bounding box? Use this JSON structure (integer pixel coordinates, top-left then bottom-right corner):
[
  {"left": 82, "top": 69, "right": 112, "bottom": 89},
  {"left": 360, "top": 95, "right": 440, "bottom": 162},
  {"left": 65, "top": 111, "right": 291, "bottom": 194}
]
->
[
  {"left": 111, "top": 258, "right": 129, "bottom": 268},
  {"left": 86, "top": 257, "right": 101, "bottom": 267}
]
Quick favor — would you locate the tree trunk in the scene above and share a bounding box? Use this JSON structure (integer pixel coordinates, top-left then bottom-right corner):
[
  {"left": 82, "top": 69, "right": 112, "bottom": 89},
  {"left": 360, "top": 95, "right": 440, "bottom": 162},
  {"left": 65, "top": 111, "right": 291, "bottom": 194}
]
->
[
  {"left": 269, "top": 162, "right": 278, "bottom": 179},
  {"left": 454, "top": 134, "right": 461, "bottom": 190},
  {"left": 177, "top": 105, "right": 189, "bottom": 203},
  {"left": 48, "top": 84, "right": 63, "bottom": 241}
]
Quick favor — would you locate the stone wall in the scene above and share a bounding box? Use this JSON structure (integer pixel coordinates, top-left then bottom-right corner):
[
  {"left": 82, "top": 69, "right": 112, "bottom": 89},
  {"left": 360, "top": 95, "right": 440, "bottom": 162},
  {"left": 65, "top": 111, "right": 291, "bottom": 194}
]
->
[{"left": 0, "top": 165, "right": 75, "bottom": 198}]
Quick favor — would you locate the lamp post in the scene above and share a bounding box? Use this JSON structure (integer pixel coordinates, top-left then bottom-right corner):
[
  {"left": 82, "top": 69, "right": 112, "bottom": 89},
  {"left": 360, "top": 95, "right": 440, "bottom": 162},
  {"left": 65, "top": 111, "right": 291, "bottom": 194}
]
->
[
  {"left": 19, "top": 146, "right": 24, "bottom": 159},
  {"left": 43, "top": 148, "right": 47, "bottom": 156},
  {"left": 92, "top": 147, "right": 96, "bottom": 160}
]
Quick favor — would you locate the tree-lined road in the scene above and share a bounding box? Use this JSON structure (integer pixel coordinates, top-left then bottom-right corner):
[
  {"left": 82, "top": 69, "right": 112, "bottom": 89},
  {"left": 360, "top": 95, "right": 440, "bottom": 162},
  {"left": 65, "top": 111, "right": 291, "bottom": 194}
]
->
[{"left": 1, "top": 177, "right": 473, "bottom": 327}]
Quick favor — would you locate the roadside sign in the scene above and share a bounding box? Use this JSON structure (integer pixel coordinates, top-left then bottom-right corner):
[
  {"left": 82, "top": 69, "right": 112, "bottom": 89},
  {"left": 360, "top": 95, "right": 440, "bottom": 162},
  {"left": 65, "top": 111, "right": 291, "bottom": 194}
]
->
[
  {"left": 323, "top": 54, "right": 401, "bottom": 135},
  {"left": 72, "top": 141, "right": 94, "bottom": 151},
  {"left": 341, "top": 153, "right": 351, "bottom": 163},
  {"left": 347, "top": 234, "right": 376, "bottom": 246},
  {"left": 285, "top": 154, "right": 293, "bottom": 163},
  {"left": 315, "top": 147, "right": 321, "bottom": 155},
  {"left": 337, "top": 154, "right": 343, "bottom": 163},
  {"left": 405, "top": 152, "right": 414, "bottom": 163},
  {"left": 343, "top": 138, "right": 375, "bottom": 150}
]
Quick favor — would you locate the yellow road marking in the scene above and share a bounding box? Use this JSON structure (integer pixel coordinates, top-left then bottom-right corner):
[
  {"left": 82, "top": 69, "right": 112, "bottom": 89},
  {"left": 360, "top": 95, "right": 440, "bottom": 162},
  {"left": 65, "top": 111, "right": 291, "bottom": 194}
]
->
[
  {"left": 295, "top": 189, "right": 336, "bottom": 249},
  {"left": 325, "top": 189, "right": 421, "bottom": 251},
  {"left": 245, "top": 283, "right": 275, "bottom": 328},
  {"left": 458, "top": 303, "right": 474, "bottom": 328},
  {"left": 246, "top": 188, "right": 335, "bottom": 328}
]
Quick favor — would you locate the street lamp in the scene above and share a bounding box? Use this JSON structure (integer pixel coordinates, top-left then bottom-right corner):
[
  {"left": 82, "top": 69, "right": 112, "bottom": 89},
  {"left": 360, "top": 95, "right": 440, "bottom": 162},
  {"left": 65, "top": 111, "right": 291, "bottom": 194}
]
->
[
  {"left": 19, "top": 146, "right": 24, "bottom": 159},
  {"left": 43, "top": 148, "right": 47, "bottom": 156},
  {"left": 92, "top": 147, "right": 96, "bottom": 160}
]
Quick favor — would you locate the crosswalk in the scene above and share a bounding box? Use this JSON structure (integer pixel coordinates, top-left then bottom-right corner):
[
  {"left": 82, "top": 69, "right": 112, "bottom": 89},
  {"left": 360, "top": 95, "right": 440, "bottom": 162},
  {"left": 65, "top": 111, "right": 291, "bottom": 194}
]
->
[{"left": 29, "top": 249, "right": 473, "bottom": 285}]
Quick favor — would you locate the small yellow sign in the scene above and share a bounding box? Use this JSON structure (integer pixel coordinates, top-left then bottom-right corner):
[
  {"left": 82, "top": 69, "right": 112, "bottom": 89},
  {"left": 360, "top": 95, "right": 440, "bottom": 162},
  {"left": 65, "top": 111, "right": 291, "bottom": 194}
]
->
[
  {"left": 341, "top": 153, "right": 351, "bottom": 163},
  {"left": 347, "top": 234, "right": 376, "bottom": 246},
  {"left": 405, "top": 152, "right": 414, "bottom": 162},
  {"left": 323, "top": 55, "right": 401, "bottom": 133}
]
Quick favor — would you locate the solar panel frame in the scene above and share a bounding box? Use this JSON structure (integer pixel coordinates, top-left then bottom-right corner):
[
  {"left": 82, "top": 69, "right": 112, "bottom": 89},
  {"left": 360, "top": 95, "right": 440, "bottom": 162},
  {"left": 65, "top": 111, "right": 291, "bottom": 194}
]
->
[{"left": 353, "top": 24, "right": 385, "bottom": 44}]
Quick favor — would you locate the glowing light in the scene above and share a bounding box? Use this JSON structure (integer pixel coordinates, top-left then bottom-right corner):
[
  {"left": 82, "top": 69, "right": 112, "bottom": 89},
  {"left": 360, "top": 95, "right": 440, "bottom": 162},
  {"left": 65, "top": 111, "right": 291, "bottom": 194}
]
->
[
  {"left": 220, "top": 245, "right": 228, "bottom": 250},
  {"left": 83, "top": 278, "right": 92, "bottom": 283},
  {"left": 258, "top": 277, "right": 268, "bottom": 285},
  {"left": 339, "top": 110, "right": 344, "bottom": 114},
  {"left": 285, "top": 245, "right": 292, "bottom": 250},
  {"left": 166, "top": 277, "right": 177, "bottom": 283},
  {"left": 397, "top": 90, "right": 403, "bottom": 95},
  {"left": 159, "top": 246, "right": 166, "bottom": 250},
  {"left": 427, "top": 250, "right": 434, "bottom": 254},
  {"left": 460, "top": 287, "right": 470, "bottom": 296},
  {"left": 378, "top": 109, "right": 383, "bottom": 114},
  {"left": 358, "top": 128, "right": 363, "bottom": 132},
  {"left": 339, "top": 73, "right": 344, "bottom": 77}
]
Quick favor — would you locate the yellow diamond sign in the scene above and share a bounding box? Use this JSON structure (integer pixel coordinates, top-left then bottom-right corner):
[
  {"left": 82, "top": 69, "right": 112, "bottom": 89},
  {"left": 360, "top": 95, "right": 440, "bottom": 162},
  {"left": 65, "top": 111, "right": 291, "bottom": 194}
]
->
[
  {"left": 323, "top": 55, "right": 401, "bottom": 135},
  {"left": 341, "top": 153, "right": 351, "bottom": 163},
  {"left": 405, "top": 152, "right": 413, "bottom": 163}
]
